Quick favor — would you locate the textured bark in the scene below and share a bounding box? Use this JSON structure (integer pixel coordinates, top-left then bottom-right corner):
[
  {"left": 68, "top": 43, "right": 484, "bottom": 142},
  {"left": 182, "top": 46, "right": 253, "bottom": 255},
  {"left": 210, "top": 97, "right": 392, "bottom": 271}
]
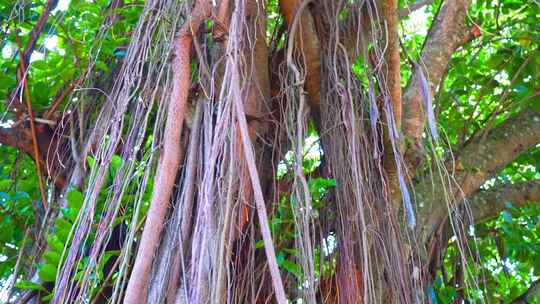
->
[
  {"left": 402, "top": 0, "right": 472, "bottom": 168},
  {"left": 233, "top": 0, "right": 273, "bottom": 237},
  {"left": 455, "top": 108, "right": 540, "bottom": 198},
  {"left": 230, "top": 3, "right": 286, "bottom": 301},
  {"left": 417, "top": 107, "right": 540, "bottom": 240},
  {"left": 381, "top": 0, "right": 402, "bottom": 128},
  {"left": 233, "top": 75, "right": 288, "bottom": 304},
  {"left": 430, "top": 180, "right": 540, "bottom": 265},
  {"left": 380, "top": 0, "right": 403, "bottom": 207},
  {"left": 467, "top": 180, "right": 540, "bottom": 223},
  {"left": 123, "top": 1, "right": 210, "bottom": 302},
  {"left": 4, "top": 0, "right": 540, "bottom": 302}
]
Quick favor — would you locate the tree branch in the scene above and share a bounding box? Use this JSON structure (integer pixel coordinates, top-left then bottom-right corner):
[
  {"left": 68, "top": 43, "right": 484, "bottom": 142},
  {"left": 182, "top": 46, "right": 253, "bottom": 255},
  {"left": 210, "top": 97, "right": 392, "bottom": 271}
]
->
[
  {"left": 417, "top": 107, "right": 540, "bottom": 239},
  {"left": 22, "top": 0, "right": 57, "bottom": 64},
  {"left": 402, "top": 0, "right": 476, "bottom": 167},
  {"left": 398, "top": 0, "right": 433, "bottom": 18},
  {"left": 468, "top": 180, "right": 540, "bottom": 223},
  {"left": 381, "top": 0, "right": 402, "bottom": 128},
  {"left": 455, "top": 108, "right": 540, "bottom": 197},
  {"left": 16, "top": 36, "right": 48, "bottom": 209},
  {"left": 43, "top": 79, "right": 80, "bottom": 120}
]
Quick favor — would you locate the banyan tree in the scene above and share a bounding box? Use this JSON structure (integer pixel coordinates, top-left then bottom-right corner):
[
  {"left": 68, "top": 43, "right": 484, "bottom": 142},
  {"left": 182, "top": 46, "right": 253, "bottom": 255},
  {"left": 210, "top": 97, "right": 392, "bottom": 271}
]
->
[{"left": 0, "top": 0, "right": 539, "bottom": 303}]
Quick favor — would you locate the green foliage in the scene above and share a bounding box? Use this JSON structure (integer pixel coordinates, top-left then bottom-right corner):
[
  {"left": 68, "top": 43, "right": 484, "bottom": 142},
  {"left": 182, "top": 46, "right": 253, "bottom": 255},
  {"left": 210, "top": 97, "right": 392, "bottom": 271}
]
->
[
  {"left": 268, "top": 132, "right": 337, "bottom": 286},
  {"left": 400, "top": 1, "right": 540, "bottom": 301},
  {"left": 0, "top": 0, "right": 143, "bottom": 115},
  {"left": 0, "top": 146, "right": 36, "bottom": 280},
  {"left": 14, "top": 152, "right": 151, "bottom": 300},
  {"left": 434, "top": 202, "right": 540, "bottom": 303}
]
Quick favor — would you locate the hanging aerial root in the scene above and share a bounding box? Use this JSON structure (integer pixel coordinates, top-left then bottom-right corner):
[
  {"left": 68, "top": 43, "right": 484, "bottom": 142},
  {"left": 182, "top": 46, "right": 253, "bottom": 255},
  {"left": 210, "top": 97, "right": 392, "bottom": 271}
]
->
[
  {"left": 232, "top": 86, "right": 288, "bottom": 304},
  {"left": 279, "top": 0, "right": 322, "bottom": 128},
  {"left": 226, "top": 0, "right": 286, "bottom": 298},
  {"left": 123, "top": 1, "right": 210, "bottom": 303}
]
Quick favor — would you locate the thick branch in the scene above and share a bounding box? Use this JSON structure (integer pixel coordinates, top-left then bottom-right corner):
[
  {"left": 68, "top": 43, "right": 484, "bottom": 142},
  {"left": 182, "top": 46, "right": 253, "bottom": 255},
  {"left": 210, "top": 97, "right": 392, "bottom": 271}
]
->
[
  {"left": 417, "top": 107, "right": 540, "bottom": 239},
  {"left": 402, "top": 0, "right": 473, "bottom": 166},
  {"left": 426, "top": 180, "right": 540, "bottom": 276},
  {"left": 232, "top": 0, "right": 273, "bottom": 235},
  {"left": 380, "top": 0, "right": 404, "bottom": 207},
  {"left": 468, "top": 180, "right": 540, "bottom": 223},
  {"left": 456, "top": 108, "right": 540, "bottom": 197}
]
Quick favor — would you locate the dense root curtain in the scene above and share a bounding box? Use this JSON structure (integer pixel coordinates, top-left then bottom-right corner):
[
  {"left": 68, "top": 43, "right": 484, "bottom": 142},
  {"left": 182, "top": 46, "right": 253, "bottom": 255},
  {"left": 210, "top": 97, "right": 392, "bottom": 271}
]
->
[{"left": 45, "top": 0, "right": 489, "bottom": 303}]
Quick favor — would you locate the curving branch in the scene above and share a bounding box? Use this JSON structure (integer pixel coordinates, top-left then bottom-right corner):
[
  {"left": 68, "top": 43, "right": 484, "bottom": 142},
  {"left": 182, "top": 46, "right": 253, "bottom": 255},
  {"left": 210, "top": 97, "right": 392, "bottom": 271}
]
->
[
  {"left": 22, "top": 0, "right": 58, "bottom": 64},
  {"left": 468, "top": 180, "right": 540, "bottom": 224},
  {"left": 402, "top": 0, "right": 479, "bottom": 168},
  {"left": 417, "top": 107, "right": 540, "bottom": 239},
  {"left": 455, "top": 108, "right": 540, "bottom": 197}
]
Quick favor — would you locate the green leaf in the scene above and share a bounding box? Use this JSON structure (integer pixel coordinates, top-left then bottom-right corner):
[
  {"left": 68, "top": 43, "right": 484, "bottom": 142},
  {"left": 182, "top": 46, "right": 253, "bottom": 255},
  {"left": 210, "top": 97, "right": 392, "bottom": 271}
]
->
[
  {"left": 87, "top": 156, "right": 95, "bottom": 169},
  {"left": 276, "top": 251, "right": 285, "bottom": 266},
  {"left": 67, "top": 190, "right": 84, "bottom": 212},
  {"left": 41, "top": 292, "right": 53, "bottom": 302},
  {"left": 110, "top": 155, "right": 123, "bottom": 176},
  {"left": 55, "top": 218, "right": 72, "bottom": 232},
  {"left": 31, "top": 60, "right": 49, "bottom": 70},
  {"left": 47, "top": 235, "right": 65, "bottom": 254},
  {"left": 43, "top": 251, "right": 62, "bottom": 267},
  {"left": 38, "top": 263, "right": 58, "bottom": 282},
  {"left": 281, "top": 259, "right": 301, "bottom": 278},
  {"left": 0, "top": 180, "right": 12, "bottom": 191},
  {"left": 56, "top": 228, "right": 70, "bottom": 243},
  {"left": 15, "top": 280, "right": 47, "bottom": 291}
]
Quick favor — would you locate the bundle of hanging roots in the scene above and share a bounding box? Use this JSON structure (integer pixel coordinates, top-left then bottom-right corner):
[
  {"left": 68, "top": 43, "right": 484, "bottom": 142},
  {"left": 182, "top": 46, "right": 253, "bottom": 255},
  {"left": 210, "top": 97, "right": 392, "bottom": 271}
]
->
[{"left": 43, "top": 0, "right": 480, "bottom": 303}]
